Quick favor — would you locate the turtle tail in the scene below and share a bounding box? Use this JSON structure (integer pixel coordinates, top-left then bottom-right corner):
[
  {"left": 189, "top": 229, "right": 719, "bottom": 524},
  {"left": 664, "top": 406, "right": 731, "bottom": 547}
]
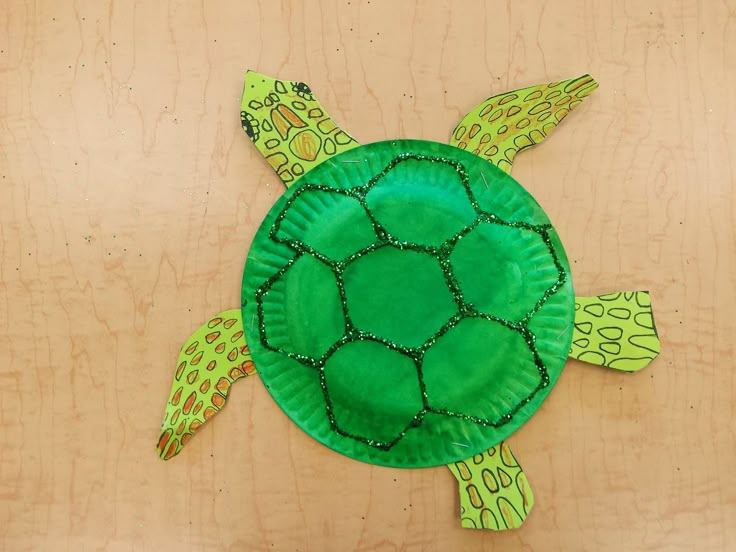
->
[
  {"left": 451, "top": 74, "right": 598, "bottom": 174},
  {"left": 157, "top": 309, "right": 257, "bottom": 460}
]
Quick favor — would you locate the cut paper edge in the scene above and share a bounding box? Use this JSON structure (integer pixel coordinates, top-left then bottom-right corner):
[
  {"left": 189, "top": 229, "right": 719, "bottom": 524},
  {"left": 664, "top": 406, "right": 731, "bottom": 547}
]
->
[
  {"left": 448, "top": 442, "right": 534, "bottom": 530},
  {"left": 157, "top": 309, "right": 257, "bottom": 460},
  {"left": 240, "top": 70, "right": 360, "bottom": 188},
  {"left": 450, "top": 74, "right": 598, "bottom": 174},
  {"left": 569, "top": 291, "right": 660, "bottom": 372}
]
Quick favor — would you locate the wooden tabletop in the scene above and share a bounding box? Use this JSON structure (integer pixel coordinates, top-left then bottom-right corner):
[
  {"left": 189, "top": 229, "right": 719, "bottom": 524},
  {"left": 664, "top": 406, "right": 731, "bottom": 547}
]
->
[{"left": 2, "top": 1, "right": 734, "bottom": 550}]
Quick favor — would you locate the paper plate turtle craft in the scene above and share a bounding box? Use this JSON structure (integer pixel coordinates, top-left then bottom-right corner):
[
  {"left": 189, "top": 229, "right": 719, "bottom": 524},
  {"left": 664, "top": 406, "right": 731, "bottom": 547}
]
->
[{"left": 158, "top": 71, "right": 661, "bottom": 530}]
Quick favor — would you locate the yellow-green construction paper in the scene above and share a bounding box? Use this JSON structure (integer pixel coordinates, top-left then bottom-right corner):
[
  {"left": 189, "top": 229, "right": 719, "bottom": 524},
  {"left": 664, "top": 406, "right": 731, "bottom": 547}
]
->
[
  {"left": 450, "top": 75, "right": 598, "bottom": 174},
  {"left": 157, "top": 310, "right": 256, "bottom": 460},
  {"left": 569, "top": 291, "right": 660, "bottom": 371},
  {"left": 240, "top": 71, "right": 359, "bottom": 187},
  {"left": 448, "top": 442, "right": 534, "bottom": 530}
]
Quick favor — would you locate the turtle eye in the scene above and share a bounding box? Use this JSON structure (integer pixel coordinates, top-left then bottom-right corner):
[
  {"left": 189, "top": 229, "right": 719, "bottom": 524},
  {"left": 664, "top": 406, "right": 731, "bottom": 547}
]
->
[
  {"left": 293, "top": 82, "right": 312, "bottom": 95},
  {"left": 240, "top": 111, "right": 259, "bottom": 142},
  {"left": 241, "top": 117, "right": 254, "bottom": 138}
]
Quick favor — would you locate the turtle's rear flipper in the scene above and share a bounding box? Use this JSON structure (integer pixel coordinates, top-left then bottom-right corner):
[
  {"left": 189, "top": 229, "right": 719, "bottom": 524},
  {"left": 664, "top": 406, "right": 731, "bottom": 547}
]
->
[
  {"left": 569, "top": 291, "right": 661, "bottom": 371},
  {"left": 448, "top": 442, "right": 534, "bottom": 530},
  {"left": 157, "top": 310, "right": 257, "bottom": 460},
  {"left": 450, "top": 75, "right": 598, "bottom": 174},
  {"left": 240, "top": 70, "right": 359, "bottom": 188}
]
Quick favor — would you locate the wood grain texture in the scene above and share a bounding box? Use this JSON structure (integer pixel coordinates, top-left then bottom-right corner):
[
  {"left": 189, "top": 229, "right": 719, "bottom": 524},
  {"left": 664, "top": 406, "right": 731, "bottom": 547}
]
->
[{"left": 1, "top": 0, "right": 734, "bottom": 550}]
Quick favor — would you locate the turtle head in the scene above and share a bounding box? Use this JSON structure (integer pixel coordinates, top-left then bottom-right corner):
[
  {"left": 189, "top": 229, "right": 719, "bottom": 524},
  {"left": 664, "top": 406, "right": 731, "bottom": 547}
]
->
[{"left": 240, "top": 70, "right": 359, "bottom": 188}]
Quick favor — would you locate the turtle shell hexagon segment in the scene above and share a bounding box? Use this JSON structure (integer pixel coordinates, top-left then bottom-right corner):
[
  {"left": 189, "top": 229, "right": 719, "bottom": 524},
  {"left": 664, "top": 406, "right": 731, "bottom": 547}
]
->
[
  {"left": 450, "top": 222, "right": 560, "bottom": 321},
  {"left": 343, "top": 246, "right": 458, "bottom": 348},
  {"left": 422, "top": 317, "right": 542, "bottom": 423},
  {"left": 364, "top": 156, "right": 478, "bottom": 247},
  {"left": 323, "top": 340, "right": 425, "bottom": 444},
  {"left": 259, "top": 253, "right": 345, "bottom": 359},
  {"left": 274, "top": 188, "right": 378, "bottom": 261}
]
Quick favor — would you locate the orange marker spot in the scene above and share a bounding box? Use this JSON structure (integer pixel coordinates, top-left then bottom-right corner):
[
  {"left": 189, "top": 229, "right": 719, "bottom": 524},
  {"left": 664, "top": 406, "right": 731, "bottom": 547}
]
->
[
  {"left": 500, "top": 442, "right": 517, "bottom": 467},
  {"left": 203, "top": 407, "right": 217, "bottom": 419},
  {"left": 170, "top": 409, "right": 181, "bottom": 426},
  {"left": 191, "top": 351, "right": 204, "bottom": 366},
  {"left": 278, "top": 104, "right": 307, "bottom": 128},
  {"left": 455, "top": 461, "right": 472, "bottom": 481},
  {"left": 230, "top": 330, "right": 244, "bottom": 343},
  {"left": 175, "top": 361, "right": 186, "bottom": 380},
  {"left": 467, "top": 484, "right": 483, "bottom": 508},
  {"left": 189, "top": 420, "right": 202, "bottom": 432},
  {"left": 193, "top": 401, "right": 203, "bottom": 415},
  {"left": 207, "top": 317, "right": 223, "bottom": 328},
  {"left": 185, "top": 341, "right": 199, "bottom": 355},
  {"left": 176, "top": 420, "right": 186, "bottom": 435},
  {"left": 215, "top": 377, "right": 231, "bottom": 394},
  {"left": 497, "top": 467, "right": 513, "bottom": 488},
  {"left": 182, "top": 391, "right": 196, "bottom": 414},
  {"left": 482, "top": 468, "right": 499, "bottom": 493},
  {"left": 480, "top": 508, "right": 497, "bottom": 530},
  {"left": 215, "top": 343, "right": 226, "bottom": 354},
  {"left": 224, "top": 318, "right": 237, "bottom": 329},
  {"left": 227, "top": 347, "right": 238, "bottom": 362},
  {"left": 181, "top": 432, "right": 192, "bottom": 446},
  {"left": 186, "top": 369, "right": 199, "bottom": 384},
  {"left": 212, "top": 393, "right": 226, "bottom": 408},
  {"left": 519, "top": 476, "right": 530, "bottom": 508},
  {"left": 199, "top": 379, "right": 211, "bottom": 393},
  {"left": 158, "top": 429, "right": 173, "bottom": 452},
  {"left": 289, "top": 130, "right": 321, "bottom": 161},
  {"left": 271, "top": 108, "right": 291, "bottom": 140},
  {"left": 206, "top": 359, "right": 217, "bottom": 371},
  {"left": 499, "top": 500, "right": 515, "bottom": 527},
  {"left": 164, "top": 441, "right": 178, "bottom": 460},
  {"left": 269, "top": 152, "right": 288, "bottom": 172},
  {"left": 506, "top": 105, "right": 522, "bottom": 117},
  {"left": 171, "top": 386, "right": 183, "bottom": 406}
]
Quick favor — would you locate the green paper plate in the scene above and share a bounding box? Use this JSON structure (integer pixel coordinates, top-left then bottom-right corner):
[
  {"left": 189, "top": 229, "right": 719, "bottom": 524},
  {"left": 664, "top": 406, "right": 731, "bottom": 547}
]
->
[{"left": 242, "top": 140, "right": 574, "bottom": 468}]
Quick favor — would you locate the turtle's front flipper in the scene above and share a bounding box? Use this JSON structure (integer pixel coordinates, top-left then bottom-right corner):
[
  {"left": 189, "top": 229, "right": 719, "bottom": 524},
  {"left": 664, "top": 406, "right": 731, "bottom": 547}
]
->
[
  {"left": 157, "top": 310, "right": 257, "bottom": 460},
  {"left": 569, "top": 291, "right": 660, "bottom": 371},
  {"left": 240, "top": 71, "right": 360, "bottom": 188},
  {"left": 447, "top": 442, "right": 534, "bottom": 530},
  {"left": 450, "top": 75, "right": 598, "bottom": 174}
]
